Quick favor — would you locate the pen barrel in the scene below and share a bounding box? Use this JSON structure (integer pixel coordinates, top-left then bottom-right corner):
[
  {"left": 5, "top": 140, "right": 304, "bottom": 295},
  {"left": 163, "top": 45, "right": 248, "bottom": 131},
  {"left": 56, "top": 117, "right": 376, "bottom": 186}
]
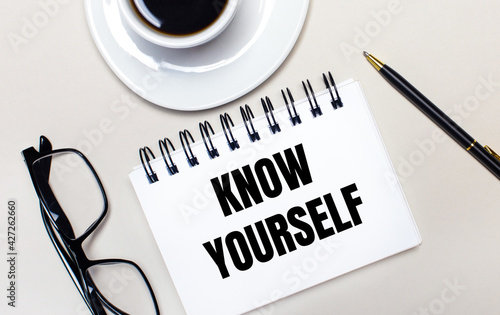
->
[
  {"left": 468, "top": 143, "right": 500, "bottom": 180},
  {"left": 381, "top": 65, "right": 500, "bottom": 180},
  {"left": 380, "top": 65, "right": 474, "bottom": 148}
]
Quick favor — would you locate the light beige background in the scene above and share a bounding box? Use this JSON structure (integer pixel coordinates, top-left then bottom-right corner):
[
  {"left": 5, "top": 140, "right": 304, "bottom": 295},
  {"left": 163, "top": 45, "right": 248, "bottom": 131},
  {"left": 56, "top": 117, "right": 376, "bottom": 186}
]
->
[{"left": 1, "top": 0, "right": 500, "bottom": 314}]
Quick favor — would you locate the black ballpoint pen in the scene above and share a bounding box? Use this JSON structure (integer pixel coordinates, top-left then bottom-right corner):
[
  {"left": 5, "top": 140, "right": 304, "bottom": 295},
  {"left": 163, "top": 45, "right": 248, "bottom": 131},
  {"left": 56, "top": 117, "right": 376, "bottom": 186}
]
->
[{"left": 363, "top": 51, "right": 500, "bottom": 181}]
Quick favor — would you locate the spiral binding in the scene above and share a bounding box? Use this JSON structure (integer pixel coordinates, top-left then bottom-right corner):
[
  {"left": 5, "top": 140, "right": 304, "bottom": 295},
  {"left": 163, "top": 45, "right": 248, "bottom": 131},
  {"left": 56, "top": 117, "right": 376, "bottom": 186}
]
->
[
  {"left": 323, "top": 71, "right": 343, "bottom": 109},
  {"left": 179, "top": 129, "right": 199, "bottom": 167},
  {"left": 139, "top": 146, "right": 158, "bottom": 183},
  {"left": 159, "top": 137, "right": 178, "bottom": 175},
  {"left": 199, "top": 120, "right": 219, "bottom": 159},
  {"left": 281, "top": 87, "right": 301, "bottom": 126},
  {"left": 240, "top": 105, "right": 260, "bottom": 142},
  {"left": 261, "top": 96, "right": 281, "bottom": 134},
  {"left": 139, "top": 71, "right": 343, "bottom": 183},
  {"left": 302, "top": 79, "right": 322, "bottom": 117}
]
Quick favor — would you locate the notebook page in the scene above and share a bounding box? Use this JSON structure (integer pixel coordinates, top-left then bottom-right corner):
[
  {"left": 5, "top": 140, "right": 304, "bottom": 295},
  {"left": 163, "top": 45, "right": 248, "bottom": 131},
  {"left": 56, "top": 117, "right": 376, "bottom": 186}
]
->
[{"left": 129, "top": 80, "right": 421, "bottom": 315}]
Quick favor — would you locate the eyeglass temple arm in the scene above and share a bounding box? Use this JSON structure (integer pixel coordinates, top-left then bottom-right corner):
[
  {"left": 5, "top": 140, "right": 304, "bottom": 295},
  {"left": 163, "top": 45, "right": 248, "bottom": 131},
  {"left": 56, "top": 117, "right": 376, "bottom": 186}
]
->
[
  {"left": 32, "top": 136, "right": 76, "bottom": 239},
  {"left": 38, "top": 136, "right": 105, "bottom": 315},
  {"left": 41, "top": 207, "right": 98, "bottom": 312},
  {"left": 38, "top": 137, "right": 91, "bottom": 307}
]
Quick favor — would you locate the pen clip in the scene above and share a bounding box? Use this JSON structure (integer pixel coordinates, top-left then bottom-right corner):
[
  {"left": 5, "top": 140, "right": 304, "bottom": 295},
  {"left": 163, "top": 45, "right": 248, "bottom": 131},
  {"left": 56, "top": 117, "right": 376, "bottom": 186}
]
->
[{"left": 484, "top": 145, "right": 500, "bottom": 162}]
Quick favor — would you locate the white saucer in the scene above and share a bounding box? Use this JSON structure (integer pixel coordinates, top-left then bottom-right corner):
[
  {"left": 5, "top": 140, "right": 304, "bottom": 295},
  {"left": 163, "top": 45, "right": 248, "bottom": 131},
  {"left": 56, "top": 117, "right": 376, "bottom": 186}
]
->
[{"left": 84, "top": 0, "right": 309, "bottom": 111}]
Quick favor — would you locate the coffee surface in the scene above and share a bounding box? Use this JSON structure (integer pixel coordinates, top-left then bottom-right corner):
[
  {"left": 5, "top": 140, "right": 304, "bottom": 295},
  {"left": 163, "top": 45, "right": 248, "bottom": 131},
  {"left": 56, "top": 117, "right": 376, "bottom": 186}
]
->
[{"left": 132, "top": 0, "right": 229, "bottom": 36}]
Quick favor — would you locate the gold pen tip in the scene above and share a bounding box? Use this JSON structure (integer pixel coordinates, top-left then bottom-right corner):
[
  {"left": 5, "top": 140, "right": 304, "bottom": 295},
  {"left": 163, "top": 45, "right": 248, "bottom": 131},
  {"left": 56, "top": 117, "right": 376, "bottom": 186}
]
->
[{"left": 363, "top": 52, "right": 384, "bottom": 71}]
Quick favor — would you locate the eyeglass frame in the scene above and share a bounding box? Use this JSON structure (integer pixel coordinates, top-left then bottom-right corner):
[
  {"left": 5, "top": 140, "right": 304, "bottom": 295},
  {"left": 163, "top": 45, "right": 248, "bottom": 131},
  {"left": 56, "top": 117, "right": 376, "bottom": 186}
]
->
[{"left": 22, "top": 136, "right": 160, "bottom": 315}]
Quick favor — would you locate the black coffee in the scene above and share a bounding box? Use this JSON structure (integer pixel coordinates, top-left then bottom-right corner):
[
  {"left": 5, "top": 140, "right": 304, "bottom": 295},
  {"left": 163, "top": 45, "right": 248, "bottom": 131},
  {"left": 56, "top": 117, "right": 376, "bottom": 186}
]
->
[{"left": 131, "top": 0, "right": 229, "bottom": 36}]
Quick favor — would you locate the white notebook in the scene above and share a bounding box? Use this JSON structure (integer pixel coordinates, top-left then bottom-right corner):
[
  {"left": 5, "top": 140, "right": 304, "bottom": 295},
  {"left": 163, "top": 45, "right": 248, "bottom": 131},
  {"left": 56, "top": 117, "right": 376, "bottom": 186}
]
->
[{"left": 129, "top": 77, "right": 421, "bottom": 315}]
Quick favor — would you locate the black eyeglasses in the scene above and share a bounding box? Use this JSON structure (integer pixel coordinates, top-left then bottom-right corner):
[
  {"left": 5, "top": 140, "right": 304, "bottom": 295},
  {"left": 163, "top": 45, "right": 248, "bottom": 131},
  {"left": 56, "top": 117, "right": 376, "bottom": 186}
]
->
[{"left": 22, "top": 136, "right": 160, "bottom": 315}]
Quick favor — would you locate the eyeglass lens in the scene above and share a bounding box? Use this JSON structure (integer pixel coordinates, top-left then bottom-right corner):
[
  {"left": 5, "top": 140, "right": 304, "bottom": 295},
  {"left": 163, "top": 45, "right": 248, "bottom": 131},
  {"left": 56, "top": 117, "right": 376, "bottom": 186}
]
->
[
  {"left": 86, "top": 262, "right": 158, "bottom": 314},
  {"left": 32, "top": 151, "right": 105, "bottom": 240}
]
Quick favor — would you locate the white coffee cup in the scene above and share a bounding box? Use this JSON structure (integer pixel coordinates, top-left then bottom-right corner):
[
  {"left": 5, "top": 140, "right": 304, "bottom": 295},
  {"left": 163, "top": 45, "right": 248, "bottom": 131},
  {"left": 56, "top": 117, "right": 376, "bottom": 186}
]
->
[{"left": 118, "top": 0, "right": 240, "bottom": 49}]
